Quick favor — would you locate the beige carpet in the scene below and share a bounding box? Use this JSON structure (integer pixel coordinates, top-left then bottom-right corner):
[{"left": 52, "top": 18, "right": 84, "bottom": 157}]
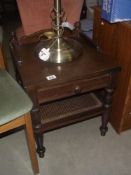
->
[{"left": 0, "top": 117, "right": 131, "bottom": 175}]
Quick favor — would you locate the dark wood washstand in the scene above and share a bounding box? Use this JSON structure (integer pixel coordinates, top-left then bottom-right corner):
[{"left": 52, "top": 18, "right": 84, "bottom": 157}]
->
[{"left": 10, "top": 30, "right": 120, "bottom": 158}]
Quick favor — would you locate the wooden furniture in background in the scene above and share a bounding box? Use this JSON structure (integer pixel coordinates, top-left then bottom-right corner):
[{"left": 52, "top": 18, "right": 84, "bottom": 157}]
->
[
  {"left": 10, "top": 30, "right": 120, "bottom": 157},
  {"left": 93, "top": 6, "right": 131, "bottom": 133},
  {"left": 93, "top": 6, "right": 118, "bottom": 61}
]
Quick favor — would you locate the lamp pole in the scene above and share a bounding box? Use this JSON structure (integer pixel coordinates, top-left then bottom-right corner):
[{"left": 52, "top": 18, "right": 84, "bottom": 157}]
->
[{"left": 54, "top": 0, "right": 62, "bottom": 37}]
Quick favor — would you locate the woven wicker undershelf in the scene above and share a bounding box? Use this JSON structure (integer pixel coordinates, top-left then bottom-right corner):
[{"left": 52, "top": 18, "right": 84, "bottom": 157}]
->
[{"left": 40, "top": 93, "right": 103, "bottom": 131}]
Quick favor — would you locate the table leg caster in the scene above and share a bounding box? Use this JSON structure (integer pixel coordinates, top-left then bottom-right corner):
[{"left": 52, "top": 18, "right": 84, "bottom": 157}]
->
[
  {"left": 100, "top": 126, "right": 108, "bottom": 136},
  {"left": 37, "top": 146, "right": 46, "bottom": 158}
]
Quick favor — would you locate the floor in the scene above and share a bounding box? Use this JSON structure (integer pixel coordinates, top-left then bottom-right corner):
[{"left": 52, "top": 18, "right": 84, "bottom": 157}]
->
[{"left": 0, "top": 118, "right": 131, "bottom": 175}]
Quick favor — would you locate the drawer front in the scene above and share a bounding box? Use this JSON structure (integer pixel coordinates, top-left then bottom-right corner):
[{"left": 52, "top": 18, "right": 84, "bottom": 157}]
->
[{"left": 37, "top": 74, "right": 110, "bottom": 103}]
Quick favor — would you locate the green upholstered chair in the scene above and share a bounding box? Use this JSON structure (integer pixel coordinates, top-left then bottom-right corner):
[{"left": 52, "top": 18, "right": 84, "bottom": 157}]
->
[{"left": 0, "top": 46, "right": 39, "bottom": 175}]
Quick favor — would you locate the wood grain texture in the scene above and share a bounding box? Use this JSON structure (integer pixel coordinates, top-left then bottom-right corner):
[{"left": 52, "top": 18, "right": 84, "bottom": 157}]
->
[{"left": 93, "top": 7, "right": 131, "bottom": 133}]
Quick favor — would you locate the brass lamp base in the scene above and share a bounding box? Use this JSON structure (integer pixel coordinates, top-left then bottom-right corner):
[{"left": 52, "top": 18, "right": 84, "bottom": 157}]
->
[
  {"left": 37, "top": 36, "right": 82, "bottom": 64},
  {"left": 48, "top": 37, "right": 82, "bottom": 63}
]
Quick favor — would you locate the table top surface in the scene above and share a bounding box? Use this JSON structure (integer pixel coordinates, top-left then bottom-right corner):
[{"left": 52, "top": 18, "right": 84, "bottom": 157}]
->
[{"left": 12, "top": 32, "right": 120, "bottom": 90}]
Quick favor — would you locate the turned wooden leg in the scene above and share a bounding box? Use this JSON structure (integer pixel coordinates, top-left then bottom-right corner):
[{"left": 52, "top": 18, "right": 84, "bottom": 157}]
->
[
  {"left": 31, "top": 107, "right": 45, "bottom": 158},
  {"left": 35, "top": 131, "right": 46, "bottom": 158},
  {"left": 100, "top": 88, "right": 114, "bottom": 136},
  {"left": 28, "top": 88, "right": 46, "bottom": 158}
]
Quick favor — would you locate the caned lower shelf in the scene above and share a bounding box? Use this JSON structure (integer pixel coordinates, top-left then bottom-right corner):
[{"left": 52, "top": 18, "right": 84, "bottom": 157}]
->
[{"left": 40, "top": 92, "right": 103, "bottom": 131}]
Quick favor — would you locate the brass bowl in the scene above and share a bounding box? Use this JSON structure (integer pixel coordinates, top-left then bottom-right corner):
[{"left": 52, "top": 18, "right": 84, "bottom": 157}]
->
[
  {"left": 44, "top": 31, "right": 56, "bottom": 39},
  {"left": 39, "top": 31, "right": 56, "bottom": 40}
]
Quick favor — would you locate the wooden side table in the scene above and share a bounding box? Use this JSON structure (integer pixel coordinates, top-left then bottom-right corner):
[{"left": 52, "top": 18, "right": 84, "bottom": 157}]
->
[{"left": 10, "top": 31, "right": 120, "bottom": 157}]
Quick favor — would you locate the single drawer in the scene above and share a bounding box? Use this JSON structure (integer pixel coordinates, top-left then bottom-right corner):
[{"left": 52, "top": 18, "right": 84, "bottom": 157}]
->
[{"left": 37, "top": 74, "right": 110, "bottom": 103}]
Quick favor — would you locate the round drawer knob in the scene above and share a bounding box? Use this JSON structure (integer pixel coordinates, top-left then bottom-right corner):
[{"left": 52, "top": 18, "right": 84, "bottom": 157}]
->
[
  {"left": 101, "top": 21, "right": 105, "bottom": 26},
  {"left": 74, "top": 86, "right": 81, "bottom": 94}
]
